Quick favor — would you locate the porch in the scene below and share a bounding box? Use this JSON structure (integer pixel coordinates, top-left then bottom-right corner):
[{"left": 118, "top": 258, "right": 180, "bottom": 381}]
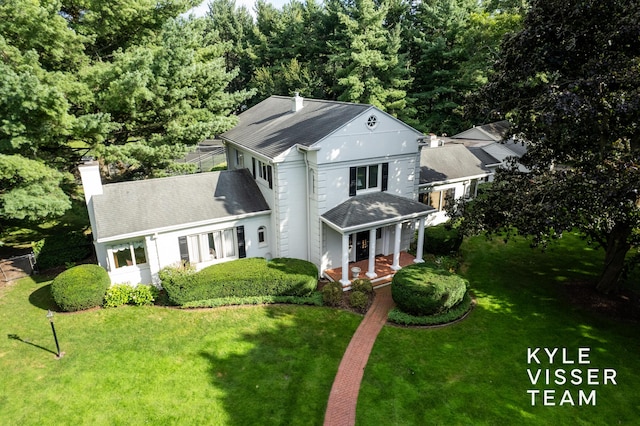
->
[{"left": 324, "top": 251, "right": 416, "bottom": 289}]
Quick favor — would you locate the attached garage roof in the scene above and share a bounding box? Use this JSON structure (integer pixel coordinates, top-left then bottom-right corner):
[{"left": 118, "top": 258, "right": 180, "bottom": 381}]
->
[
  {"left": 321, "top": 192, "right": 435, "bottom": 233},
  {"left": 92, "top": 169, "right": 270, "bottom": 241}
]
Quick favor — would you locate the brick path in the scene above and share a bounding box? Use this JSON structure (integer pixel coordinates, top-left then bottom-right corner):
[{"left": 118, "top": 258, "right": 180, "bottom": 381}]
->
[{"left": 323, "top": 285, "right": 396, "bottom": 426}]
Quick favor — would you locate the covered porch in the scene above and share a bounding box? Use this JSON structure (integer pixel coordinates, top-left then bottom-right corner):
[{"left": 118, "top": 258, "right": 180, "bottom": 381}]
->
[
  {"left": 324, "top": 251, "right": 417, "bottom": 288},
  {"left": 320, "top": 192, "right": 435, "bottom": 290}
]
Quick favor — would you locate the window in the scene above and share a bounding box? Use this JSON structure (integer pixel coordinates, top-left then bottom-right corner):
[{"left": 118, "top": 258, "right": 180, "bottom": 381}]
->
[
  {"left": 349, "top": 163, "right": 388, "bottom": 196},
  {"left": 179, "top": 228, "right": 242, "bottom": 264},
  {"left": 422, "top": 188, "right": 456, "bottom": 211},
  {"left": 258, "top": 226, "right": 267, "bottom": 246},
  {"left": 366, "top": 114, "right": 378, "bottom": 130},
  {"left": 111, "top": 241, "right": 147, "bottom": 269},
  {"left": 356, "top": 165, "right": 380, "bottom": 190},
  {"left": 254, "top": 159, "right": 273, "bottom": 189}
]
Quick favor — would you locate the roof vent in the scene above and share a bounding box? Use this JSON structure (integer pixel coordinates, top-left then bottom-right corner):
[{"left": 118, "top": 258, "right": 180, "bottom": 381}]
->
[{"left": 292, "top": 92, "right": 304, "bottom": 112}]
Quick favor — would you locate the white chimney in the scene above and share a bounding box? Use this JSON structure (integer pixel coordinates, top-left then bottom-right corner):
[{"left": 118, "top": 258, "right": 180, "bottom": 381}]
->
[
  {"left": 428, "top": 133, "right": 443, "bottom": 148},
  {"left": 292, "top": 92, "right": 304, "bottom": 112},
  {"left": 79, "top": 161, "right": 103, "bottom": 206}
]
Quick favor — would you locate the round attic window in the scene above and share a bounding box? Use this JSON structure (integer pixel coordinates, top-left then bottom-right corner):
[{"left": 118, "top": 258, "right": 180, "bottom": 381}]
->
[{"left": 366, "top": 114, "right": 378, "bottom": 130}]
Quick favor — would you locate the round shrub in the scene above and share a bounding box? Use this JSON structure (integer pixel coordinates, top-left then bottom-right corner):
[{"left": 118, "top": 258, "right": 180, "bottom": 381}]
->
[
  {"left": 322, "top": 281, "right": 343, "bottom": 307},
  {"left": 423, "top": 222, "right": 463, "bottom": 255},
  {"left": 51, "top": 264, "right": 110, "bottom": 312},
  {"left": 350, "top": 278, "right": 373, "bottom": 294},
  {"left": 392, "top": 263, "right": 467, "bottom": 316},
  {"left": 349, "top": 290, "right": 369, "bottom": 312}
]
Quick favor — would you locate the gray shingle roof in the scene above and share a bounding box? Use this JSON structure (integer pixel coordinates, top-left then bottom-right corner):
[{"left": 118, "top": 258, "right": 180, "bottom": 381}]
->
[
  {"left": 420, "top": 144, "right": 491, "bottom": 184},
  {"left": 451, "top": 120, "right": 511, "bottom": 141},
  {"left": 92, "top": 169, "right": 270, "bottom": 241},
  {"left": 219, "top": 96, "right": 371, "bottom": 159},
  {"left": 321, "top": 192, "right": 434, "bottom": 233}
]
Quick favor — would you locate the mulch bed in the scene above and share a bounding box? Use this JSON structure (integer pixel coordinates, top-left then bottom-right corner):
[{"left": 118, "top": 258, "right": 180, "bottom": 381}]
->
[{"left": 564, "top": 280, "right": 640, "bottom": 322}]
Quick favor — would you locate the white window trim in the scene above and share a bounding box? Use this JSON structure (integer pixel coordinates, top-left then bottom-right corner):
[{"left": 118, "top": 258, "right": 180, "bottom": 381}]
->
[
  {"left": 109, "top": 241, "right": 147, "bottom": 270},
  {"left": 356, "top": 164, "right": 382, "bottom": 194}
]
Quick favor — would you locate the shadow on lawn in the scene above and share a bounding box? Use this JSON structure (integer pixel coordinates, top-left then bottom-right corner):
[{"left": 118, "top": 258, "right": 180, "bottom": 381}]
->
[
  {"left": 7, "top": 333, "right": 58, "bottom": 356},
  {"left": 198, "top": 305, "right": 357, "bottom": 425},
  {"left": 28, "top": 283, "right": 59, "bottom": 312}
]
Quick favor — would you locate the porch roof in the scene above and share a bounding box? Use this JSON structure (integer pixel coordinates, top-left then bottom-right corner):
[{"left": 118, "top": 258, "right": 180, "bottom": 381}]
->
[{"left": 321, "top": 192, "right": 435, "bottom": 234}]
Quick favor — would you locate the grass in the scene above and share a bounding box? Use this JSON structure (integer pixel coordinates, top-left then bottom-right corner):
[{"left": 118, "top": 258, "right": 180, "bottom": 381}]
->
[
  {"left": 0, "top": 278, "right": 360, "bottom": 425},
  {"left": 357, "top": 232, "right": 640, "bottom": 425},
  {"left": 1, "top": 232, "right": 638, "bottom": 425}
]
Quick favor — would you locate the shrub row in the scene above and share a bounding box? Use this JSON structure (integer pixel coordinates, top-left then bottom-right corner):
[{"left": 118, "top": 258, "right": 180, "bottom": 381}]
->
[
  {"left": 103, "top": 284, "right": 159, "bottom": 308},
  {"left": 51, "top": 264, "right": 110, "bottom": 312},
  {"left": 182, "top": 292, "right": 323, "bottom": 308},
  {"left": 392, "top": 262, "right": 468, "bottom": 316},
  {"left": 160, "top": 257, "right": 318, "bottom": 306},
  {"left": 388, "top": 292, "right": 473, "bottom": 326}
]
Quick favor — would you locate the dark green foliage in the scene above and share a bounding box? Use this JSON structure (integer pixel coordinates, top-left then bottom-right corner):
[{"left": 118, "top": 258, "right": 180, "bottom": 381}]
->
[
  {"left": 388, "top": 292, "right": 473, "bottom": 325},
  {"left": 33, "top": 231, "right": 91, "bottom": 271},
  {"left": 322, "top": 281, "right": 344, "bottom": 307},
  {"left": 50, "top": 264, "right": 110, "bottom": 312},
  {"left": 349, "top": 290, "right": 369, "bottom": 312},
  {"left": 350, "top": 278, "right": 373, "bottom": 294},
  {"left": 391, "top": 263, "right": 468, "bottom": 316},
  {"left": 160, "top": 258, "right": 318, "bottom": 306},
  {"left": 460, "top": 0, "right": 640, "bottom": 293},
  {"left": 423, "top": 223, "right": 463, "bottom": 255}
]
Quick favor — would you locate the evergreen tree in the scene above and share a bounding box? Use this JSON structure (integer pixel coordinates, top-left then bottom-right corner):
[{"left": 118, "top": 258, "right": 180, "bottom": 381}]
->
[{"left": 327, "top": 0, "right": 413, "bottom": 119}]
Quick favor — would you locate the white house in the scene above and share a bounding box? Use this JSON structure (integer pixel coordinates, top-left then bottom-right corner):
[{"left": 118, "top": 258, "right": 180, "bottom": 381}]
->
[
  {"left": 81, "top": 95, "right": 500, "bottom": 289},
  {"left": 219, "top": 94, "right": 434, "bottom": 287},
  {"left": 418, "top": 135, "right": 492, "bottom": 226}
]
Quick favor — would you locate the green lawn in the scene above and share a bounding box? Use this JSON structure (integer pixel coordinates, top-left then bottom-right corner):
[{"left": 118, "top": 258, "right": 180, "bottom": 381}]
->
[
  {"left": 0, "top": 279, "right": 360, "bottom": 425},
  {"left": 358, "top": 233, "right": 640, "bottom": 425},
  {"left": 1, "top": 233, "right": 638, "bottom": 425}
]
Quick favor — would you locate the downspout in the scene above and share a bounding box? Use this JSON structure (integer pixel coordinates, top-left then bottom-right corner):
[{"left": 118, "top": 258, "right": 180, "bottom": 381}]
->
[{"left": 297, "top": 145, "right": 311, "bottom": 261}]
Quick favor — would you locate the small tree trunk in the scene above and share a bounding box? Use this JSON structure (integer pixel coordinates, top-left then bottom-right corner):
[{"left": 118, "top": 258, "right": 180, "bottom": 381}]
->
[{"left": 596, "top": 224, "right": 632, "bottom": 294}]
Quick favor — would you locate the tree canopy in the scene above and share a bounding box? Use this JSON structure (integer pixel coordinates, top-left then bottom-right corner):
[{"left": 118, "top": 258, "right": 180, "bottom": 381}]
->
[{"left": 457, "top": 0, "right": 640, "bottom": 293}]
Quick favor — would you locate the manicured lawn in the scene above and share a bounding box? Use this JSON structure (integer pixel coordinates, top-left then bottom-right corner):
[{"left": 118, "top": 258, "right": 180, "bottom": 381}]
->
[
  {"left": 358, "top": 233, "right": 640, "bottom": 425},
  {"left": 1, "top": 232, "right": 638, "bottom": 425},
  {"left": 0, "top": 279, "right": 360, "bottom": 425}
]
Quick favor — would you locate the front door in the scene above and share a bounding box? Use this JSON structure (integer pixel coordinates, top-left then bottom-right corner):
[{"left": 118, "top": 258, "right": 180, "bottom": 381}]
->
[{"left": 355, "top": 231, "right": 369, "bottom": 262}]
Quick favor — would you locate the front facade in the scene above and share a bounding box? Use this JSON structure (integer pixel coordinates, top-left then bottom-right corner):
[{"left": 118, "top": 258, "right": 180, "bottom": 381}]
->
[
  {"left": 220, "top": 95, "right": 434, "bottom": 288},
  {"left": 82, "top": 95, "right": 496, "bottom": 289}
]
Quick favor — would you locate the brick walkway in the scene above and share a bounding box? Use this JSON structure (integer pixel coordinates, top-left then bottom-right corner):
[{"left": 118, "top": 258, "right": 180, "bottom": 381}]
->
[{"left": 323, "top": 285, "right": 396, "bottom": 426}]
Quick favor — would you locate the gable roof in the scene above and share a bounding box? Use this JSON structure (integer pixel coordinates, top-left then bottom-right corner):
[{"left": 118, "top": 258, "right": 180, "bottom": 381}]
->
[
  {"left": 420, "top": 144, "right": 491, "bottom": 185},
  {"left": 321, "top": 192, "right": 434, "bottom": 233},
  {"left": 219, "top": 96, "right": 372, "bottom": 159},
  {"left": 92, "top": 169, "right": 270, "bottom": 241}
]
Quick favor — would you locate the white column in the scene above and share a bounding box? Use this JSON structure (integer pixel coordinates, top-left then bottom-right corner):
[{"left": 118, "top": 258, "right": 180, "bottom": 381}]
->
[
  {"left": 391, "top": 222, "right": 402, "bottom": 271},
  {"left": 366, "top": 228, "right": 377, "bottom": 279},
  {"left": 340, "top": 233, "right": 350, "bottom": 286},
  {"left": 414, "top": 217, "right": 426, "bottom": 263}
]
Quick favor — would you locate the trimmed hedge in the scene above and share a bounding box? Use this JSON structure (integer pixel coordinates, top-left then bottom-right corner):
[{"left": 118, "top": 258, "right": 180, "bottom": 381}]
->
[
  {"left": 392, "top": 263, "right": 468, "bottom": 316},
  {"left": 388, "top": 292, "right": 473, "bottom": 325},
  {"left": 423, "top": 222, "right": 463, "bottom": 255},
  {"left": 322, "top": 281, "right": 343, "bottom": 307},
  {"left": 50, "top": 264, "right": 110, "bottom": 312},
  {"left": 160, "top": 257, "right": 318, "bottom": 306}
]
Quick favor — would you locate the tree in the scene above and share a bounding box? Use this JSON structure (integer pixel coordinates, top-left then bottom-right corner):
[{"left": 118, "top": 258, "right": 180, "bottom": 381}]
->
[
  {"left": 90, "top": 18, "right": 254, "bottom": 178},
  {"left": 327, "top": 0, "right": 414, "bottom": 119},
  {"left": 457, "top": 0, "right": 640, "bottom": 294},
  {"left": 0, "top": 155, "right": 72, "bottom": 221}
]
